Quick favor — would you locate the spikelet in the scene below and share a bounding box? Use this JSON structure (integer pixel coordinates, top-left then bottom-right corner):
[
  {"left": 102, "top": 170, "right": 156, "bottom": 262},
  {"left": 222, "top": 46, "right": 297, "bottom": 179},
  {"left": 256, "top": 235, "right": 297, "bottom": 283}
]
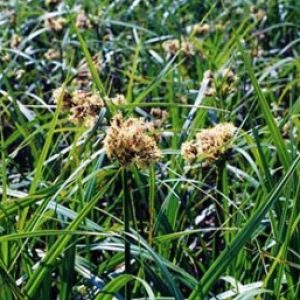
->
[
  {"left": 52, "top": 87, "right": 73, "bottom": 108},
  {"left": 103, "top": 113, "right": 161, "bottom": 168},
  {"left": 180, "top": 40, "right": 195, "bottom": 56},
  {"left": 110, "top": 94, "right": 127, "bottom": 106},
  {"left": 192, "top": 23, "right": 210, "bottom": 34},
  {"left": 44, "top": 48, "right": 60, "bottom": 60},
  {"left": 203, "top": 69, "right": 216, "bottom": 97},
  {"left": 76, "top": 11, "right": 92, "bottom": 29},
  {"left": 44, "top": 16, "right": 66, "bottom": 32},
  {"left": 150, "top": 108, "right": 169, "bottom": 128},
  {"left": 162, "top": 39, "right": 180, "bottom": 55},
  {"left": 11, "top": 34, "right": 21, "bottom": 48},
  {"left": 162, "top": 39, "right": 194, "bottom": 56},
  {"left": 15, "top": 69, "right": 25, "bottom": 80},
  {"left": 181, "top": 141, "right": 198, "bottom": 162}
]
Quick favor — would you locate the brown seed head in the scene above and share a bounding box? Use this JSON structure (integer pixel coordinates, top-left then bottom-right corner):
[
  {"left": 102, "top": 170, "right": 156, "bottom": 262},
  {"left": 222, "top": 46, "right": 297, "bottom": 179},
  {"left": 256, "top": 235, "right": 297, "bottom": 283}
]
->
[
  {"left": 181, "top": 123, "right": 236, "bottom": 163},
  {"left": 103, "top": 113, "right": 161, "bottom": 168}
]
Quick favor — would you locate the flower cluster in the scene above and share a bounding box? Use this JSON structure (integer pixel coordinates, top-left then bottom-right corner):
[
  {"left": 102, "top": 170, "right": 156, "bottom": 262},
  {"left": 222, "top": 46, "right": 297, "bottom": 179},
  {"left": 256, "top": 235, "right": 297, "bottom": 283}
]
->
[
  {"left": 181, "top": 123, "right": 236, "bottom": 163},
  {"left": 204, "top": 68, "right": 238, "bottom": 97},
  {"left": 162, "top": 39, "right": 195, "bottom": 56},
  {"left": 103, "top": 113, "right": 161, "bottom": 168},
  {"left": 52, "top": 88, "right": 104, "bottom": 127}
]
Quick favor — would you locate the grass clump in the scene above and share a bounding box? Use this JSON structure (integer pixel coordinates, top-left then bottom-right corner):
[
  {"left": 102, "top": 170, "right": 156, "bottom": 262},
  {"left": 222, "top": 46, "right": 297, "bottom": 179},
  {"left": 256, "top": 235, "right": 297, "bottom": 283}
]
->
[{"left": 0, "top": 1, "right": 300, "bottom": 300}]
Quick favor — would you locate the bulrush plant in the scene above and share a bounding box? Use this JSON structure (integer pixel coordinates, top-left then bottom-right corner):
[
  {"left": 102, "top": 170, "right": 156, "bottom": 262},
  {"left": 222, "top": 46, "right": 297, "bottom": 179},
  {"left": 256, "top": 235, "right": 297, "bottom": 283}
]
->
[
  {"left": 103, "top": 112, "right": 161, "bottom": 299},
  {"left": 3, "top": 1, "right": 300, "bottom": 299}
]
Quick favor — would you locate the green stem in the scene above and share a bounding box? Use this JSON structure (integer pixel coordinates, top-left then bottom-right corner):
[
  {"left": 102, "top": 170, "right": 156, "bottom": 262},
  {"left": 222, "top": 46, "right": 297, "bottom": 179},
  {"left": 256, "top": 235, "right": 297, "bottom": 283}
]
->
[
  {"left": 148, "top": 164, "right": 155, "bottom": 245},
  {"left": 122, "top": 168, "right": 132, "bottom": 300}
]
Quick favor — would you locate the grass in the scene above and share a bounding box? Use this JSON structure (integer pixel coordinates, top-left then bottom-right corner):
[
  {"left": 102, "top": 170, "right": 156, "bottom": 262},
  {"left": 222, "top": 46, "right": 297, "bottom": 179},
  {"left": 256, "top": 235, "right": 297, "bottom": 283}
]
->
[{"left": 1, "top": 0, "right": 300, "bottom": 299}]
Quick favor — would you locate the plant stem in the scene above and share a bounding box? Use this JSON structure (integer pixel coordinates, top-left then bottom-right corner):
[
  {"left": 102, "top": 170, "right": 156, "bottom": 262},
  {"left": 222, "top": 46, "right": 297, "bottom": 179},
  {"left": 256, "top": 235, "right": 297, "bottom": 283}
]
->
[
  {"left": 122, "top": 168, "right": 132, "bottom": 300},
  {"left": 148, "top": 164, "right": 155, "bottom": 245}
]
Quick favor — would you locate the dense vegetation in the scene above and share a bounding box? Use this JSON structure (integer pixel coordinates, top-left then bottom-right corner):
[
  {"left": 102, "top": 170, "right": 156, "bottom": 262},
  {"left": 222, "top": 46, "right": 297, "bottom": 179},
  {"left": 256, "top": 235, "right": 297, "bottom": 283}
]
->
[{"left": 1, "top": 0, "right": 300, "bottom": 299}]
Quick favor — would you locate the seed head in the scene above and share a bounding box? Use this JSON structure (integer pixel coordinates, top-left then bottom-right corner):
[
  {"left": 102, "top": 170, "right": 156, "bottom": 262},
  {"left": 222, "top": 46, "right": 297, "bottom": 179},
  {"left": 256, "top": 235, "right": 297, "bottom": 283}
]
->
[
  {"left": 181, "top": 40, "right": 195, "bottom": 56},
  {"left": 181, "top": 123, "right": 236, "bottom": 163},
  {"left": 204, "top": 68, "right": 238, "bottom": 97},
  {"left": 250, "top": 6, "right": 266, "bottom": 22},
  {"left": 103, "top": 113, "right": 161, "bottom": 168}
]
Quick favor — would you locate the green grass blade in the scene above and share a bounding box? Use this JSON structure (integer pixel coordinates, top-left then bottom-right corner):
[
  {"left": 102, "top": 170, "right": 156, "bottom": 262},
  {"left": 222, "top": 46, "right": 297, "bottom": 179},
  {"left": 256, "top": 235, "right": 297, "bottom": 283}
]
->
[{"left": 237, "top": 39, "right": 290, "bottom": 170}]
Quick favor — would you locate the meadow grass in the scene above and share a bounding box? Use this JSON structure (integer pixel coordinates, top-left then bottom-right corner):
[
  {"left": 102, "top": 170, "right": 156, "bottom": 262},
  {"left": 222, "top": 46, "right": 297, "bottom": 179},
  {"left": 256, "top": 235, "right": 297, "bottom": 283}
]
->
[{"left": 1, "top": 0, "right": 300, "bottom": 299}]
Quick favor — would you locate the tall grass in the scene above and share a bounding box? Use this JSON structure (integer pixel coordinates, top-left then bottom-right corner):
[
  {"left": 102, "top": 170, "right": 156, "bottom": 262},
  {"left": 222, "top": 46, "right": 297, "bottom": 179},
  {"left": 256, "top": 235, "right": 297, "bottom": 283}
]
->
[{"left": 0, "top": 0, "right": 300, "bottom": 299}]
